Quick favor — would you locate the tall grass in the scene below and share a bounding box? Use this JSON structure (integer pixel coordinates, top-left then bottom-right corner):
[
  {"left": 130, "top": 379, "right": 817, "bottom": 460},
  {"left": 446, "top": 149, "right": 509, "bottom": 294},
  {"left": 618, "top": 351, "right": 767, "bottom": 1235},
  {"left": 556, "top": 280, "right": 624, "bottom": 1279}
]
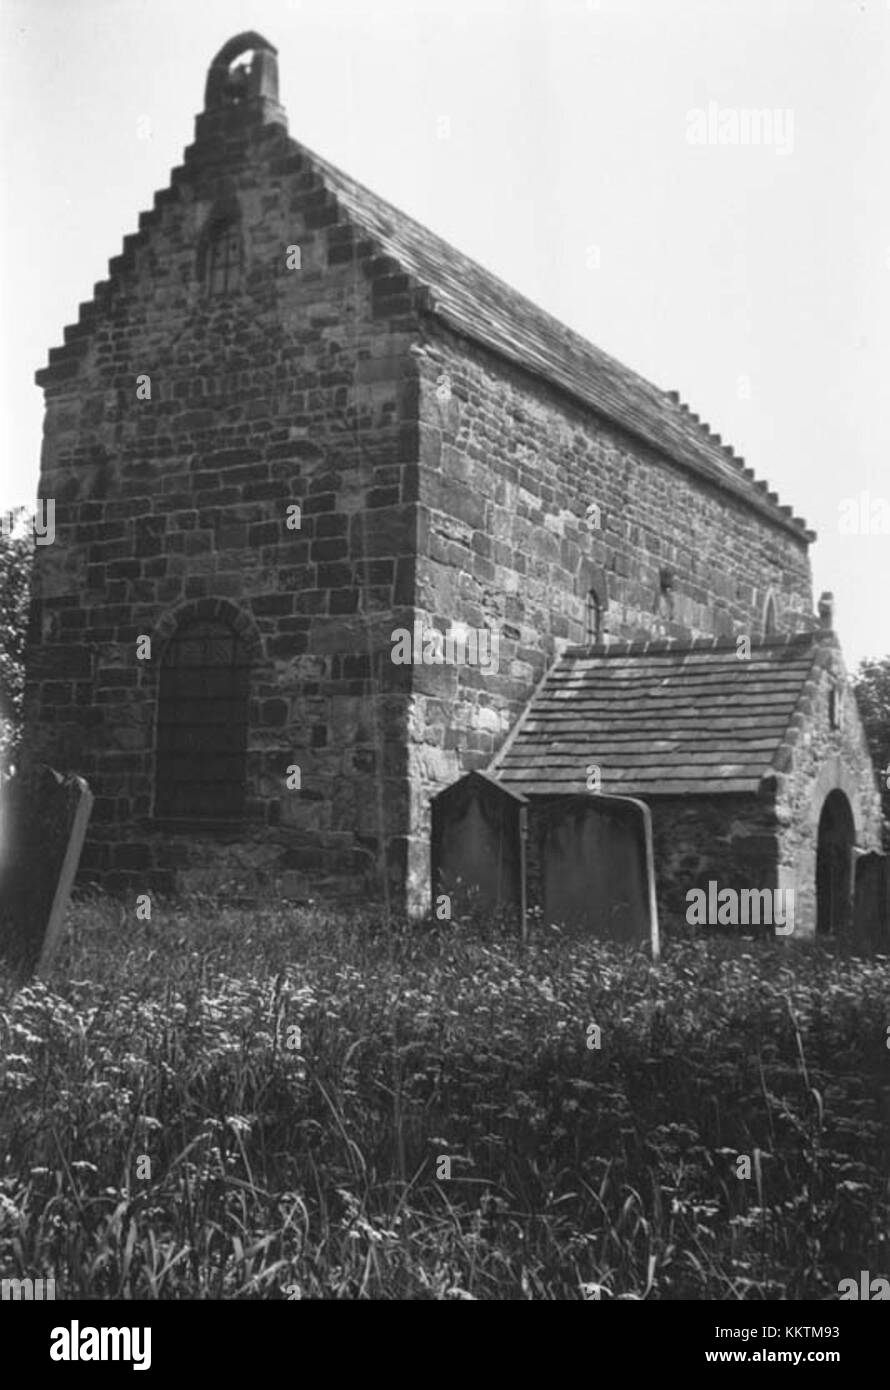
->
[{"left": 0, "top": 895, "right": 887, "bottom": 1299}]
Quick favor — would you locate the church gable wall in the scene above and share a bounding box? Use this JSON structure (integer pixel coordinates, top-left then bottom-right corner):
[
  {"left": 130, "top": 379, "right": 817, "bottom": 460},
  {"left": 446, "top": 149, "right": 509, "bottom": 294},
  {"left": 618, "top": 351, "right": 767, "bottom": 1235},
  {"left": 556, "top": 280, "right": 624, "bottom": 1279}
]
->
[{"left": 27, "top": 124, "right": 422, "bottom": 902}]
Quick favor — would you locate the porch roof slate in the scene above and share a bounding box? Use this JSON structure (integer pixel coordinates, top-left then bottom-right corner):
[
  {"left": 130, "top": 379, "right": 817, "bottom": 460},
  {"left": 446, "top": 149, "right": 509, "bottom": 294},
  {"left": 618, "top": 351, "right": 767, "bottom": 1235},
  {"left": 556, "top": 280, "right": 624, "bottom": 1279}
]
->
[{"left": 489, "top": 631, "right": 832, "bottom": 799}]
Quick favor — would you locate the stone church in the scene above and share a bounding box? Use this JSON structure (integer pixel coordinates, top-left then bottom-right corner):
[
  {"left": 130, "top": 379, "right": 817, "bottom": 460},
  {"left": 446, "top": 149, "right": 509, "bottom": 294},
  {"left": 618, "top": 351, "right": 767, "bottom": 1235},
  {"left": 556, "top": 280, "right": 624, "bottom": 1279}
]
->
[{"left": 25, "top": 32, "right": 882, "bottom": 932}]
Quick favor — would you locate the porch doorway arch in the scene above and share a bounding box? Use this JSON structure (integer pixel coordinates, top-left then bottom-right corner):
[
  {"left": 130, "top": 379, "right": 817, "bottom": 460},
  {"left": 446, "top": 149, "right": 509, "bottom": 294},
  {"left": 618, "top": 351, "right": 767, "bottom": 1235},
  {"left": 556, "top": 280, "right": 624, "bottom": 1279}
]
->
[{"left": 815, "top": 789, "right": 855, "bottom": 934}]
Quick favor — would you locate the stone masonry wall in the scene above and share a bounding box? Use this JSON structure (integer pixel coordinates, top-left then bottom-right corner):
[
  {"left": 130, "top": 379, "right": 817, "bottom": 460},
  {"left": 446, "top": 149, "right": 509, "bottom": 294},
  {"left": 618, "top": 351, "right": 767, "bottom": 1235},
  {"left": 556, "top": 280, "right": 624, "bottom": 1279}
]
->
[
  {"left": 648, "top": 793, "right": 780, "bottom": 926},
  {"left": 26, "top": 112, "right": 423, "bottom": 904},
  {"left": 774, "top": 635, "right": 882, "bottom": 934},
  {"left": 404, "top": 319, "right": 816, "bottom": 908}
]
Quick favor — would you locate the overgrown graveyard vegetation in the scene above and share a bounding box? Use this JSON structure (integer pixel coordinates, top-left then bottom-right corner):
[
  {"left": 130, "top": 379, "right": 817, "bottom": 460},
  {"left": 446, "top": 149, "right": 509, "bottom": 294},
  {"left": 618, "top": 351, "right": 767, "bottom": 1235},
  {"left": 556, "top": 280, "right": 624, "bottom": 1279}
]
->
[{"left": 0, "top": 895, "right": 887, "bottom": 1300}]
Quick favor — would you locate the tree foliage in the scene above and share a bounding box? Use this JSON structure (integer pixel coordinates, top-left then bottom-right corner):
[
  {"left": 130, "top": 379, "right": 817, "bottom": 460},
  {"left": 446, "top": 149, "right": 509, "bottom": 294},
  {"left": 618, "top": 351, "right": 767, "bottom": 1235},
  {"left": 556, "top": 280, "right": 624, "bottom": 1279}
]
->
[
  {"left": 0, "top": 508, "right": 34, "bottom": 770},
  {"left": 852, "top": 655, "right": 890, "bottom": 845}
]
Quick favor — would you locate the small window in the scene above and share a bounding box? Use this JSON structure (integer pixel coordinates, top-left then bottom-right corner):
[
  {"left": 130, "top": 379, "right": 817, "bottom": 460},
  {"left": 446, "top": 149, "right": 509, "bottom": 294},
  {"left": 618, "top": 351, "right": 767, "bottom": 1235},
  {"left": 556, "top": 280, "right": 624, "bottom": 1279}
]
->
[
  {"left": 656, "top": 567, "right": 675, "bottom": 621},
  {"left": 154, "top": 618, "right": 250, "bottom": 821},
  {"left": 205, "top": 222, "right": 242, "bottom": 296},
  {"left": 763, "top": 592, "right": 778, "bottom": 638},
  {"left": 829, "top": 685, "right": 843, "bottom": 731},
  {"left": 585, "top": 589, "right": 604, "bottom": 644}
]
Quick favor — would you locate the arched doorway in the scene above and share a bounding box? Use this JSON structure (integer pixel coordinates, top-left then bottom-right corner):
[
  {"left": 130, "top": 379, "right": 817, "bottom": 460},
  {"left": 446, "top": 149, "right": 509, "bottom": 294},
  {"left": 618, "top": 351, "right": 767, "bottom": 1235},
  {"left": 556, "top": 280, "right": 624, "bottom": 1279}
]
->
[{"left": 815, "top": 790, "right": 855, "bottom": 934}]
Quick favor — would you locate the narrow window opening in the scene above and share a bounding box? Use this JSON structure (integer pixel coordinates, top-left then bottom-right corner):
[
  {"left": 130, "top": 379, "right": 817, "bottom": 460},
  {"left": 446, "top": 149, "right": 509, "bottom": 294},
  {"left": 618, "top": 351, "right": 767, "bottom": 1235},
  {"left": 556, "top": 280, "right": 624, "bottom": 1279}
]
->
[
  {"left": 204, "top": 221, "right": 242, "bottom": 296},
  {"left": 585, "top": 589, "right": 604, "bottom": 644},
  {"left": 656, "top": 567, "right": 675, "bottom": 622}
]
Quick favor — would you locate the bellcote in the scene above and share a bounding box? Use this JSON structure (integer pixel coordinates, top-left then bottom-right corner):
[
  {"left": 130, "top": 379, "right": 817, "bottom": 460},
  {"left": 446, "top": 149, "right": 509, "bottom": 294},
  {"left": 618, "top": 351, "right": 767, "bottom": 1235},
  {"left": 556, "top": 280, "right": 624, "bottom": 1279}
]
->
[{"left": 195, "top": 32, "right": 287, "bottom": 141}]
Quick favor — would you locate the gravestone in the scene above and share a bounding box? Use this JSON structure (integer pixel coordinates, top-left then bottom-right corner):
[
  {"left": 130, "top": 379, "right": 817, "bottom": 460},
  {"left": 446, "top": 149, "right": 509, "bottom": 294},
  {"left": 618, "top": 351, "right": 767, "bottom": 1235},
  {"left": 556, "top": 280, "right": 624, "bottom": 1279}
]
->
[
  {"left": 431, "top": 771, "right": 527, "bottom": 918},
  {"left": 0, "top": 765, "right": 93, "bottom": 978},
  {"left": 431, "top": 775, "right": 659, "bottom": 955},
  {"left": 532, "top": 793, "right": 660, "bottom": 959},
  {"left": 853, "top": 851, "right": 889, "bottom": 951}
]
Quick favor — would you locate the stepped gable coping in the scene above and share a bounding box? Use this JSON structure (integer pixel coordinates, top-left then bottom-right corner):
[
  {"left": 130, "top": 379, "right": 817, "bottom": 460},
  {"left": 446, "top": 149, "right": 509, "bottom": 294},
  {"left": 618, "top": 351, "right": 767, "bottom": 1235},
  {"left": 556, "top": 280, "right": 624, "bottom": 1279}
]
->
[{"left": 765, "top": 628, "right": 842, "bottom": 785}]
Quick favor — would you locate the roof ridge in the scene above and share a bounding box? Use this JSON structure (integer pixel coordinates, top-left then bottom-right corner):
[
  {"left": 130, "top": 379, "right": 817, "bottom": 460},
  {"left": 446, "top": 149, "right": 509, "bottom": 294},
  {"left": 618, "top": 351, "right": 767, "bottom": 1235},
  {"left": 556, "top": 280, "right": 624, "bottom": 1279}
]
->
[{"left": 561, "top": 629, "right": 818, "bottom": 660}]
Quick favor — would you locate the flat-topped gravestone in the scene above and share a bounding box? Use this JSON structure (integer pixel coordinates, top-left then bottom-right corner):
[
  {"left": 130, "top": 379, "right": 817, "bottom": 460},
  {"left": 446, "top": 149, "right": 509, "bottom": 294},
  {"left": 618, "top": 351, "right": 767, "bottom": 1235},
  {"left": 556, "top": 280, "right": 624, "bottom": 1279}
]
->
[
  {"left": 0, "top": 765, "right": 93, "bottom": 978},
  {"left": 532, "top": 793, "right": 660, "bottom": 959}
]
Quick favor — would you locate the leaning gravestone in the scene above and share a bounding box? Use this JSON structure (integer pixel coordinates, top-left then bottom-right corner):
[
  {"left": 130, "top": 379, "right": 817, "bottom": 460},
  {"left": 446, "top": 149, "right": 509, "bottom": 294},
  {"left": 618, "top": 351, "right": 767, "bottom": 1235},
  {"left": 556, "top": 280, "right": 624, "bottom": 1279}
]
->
[{"left": 0, "top": 765, "right": 93, "bottom": 978}]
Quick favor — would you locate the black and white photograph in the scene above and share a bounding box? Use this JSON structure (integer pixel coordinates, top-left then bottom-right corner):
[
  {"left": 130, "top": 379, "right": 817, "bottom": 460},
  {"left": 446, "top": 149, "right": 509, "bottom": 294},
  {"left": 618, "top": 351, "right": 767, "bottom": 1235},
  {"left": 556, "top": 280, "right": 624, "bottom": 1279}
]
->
[{"left": 0, "top": 0, "right": 887, "bottom": 1360}]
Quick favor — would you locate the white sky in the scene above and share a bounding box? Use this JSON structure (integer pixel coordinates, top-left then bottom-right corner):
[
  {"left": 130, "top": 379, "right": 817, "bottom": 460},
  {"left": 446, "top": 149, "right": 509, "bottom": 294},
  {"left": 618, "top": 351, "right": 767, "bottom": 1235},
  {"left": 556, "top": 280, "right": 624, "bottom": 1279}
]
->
[{"left": 1, "top": 0, "right": 888, "bottom": 668}]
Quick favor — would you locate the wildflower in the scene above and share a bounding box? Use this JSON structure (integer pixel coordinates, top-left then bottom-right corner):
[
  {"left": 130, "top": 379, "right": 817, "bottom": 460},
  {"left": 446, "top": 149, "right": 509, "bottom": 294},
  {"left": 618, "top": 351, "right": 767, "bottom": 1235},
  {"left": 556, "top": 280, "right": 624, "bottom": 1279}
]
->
[{"left": 0, "top": 1193, "right": 21, "bottom": 1231}]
